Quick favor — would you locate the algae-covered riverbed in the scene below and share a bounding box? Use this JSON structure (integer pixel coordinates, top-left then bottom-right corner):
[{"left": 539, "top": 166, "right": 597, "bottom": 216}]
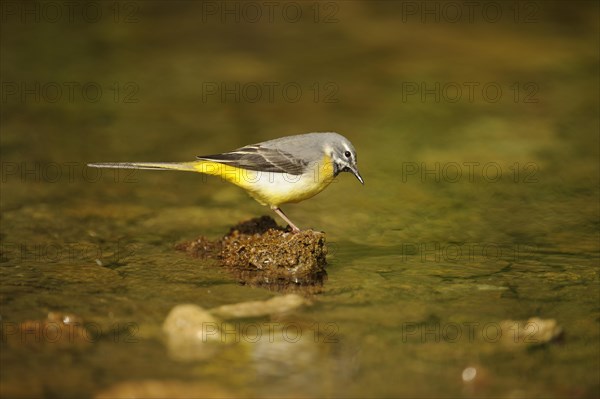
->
[{"left": 1, "top": 2, "right": 599, "bottom": 398}]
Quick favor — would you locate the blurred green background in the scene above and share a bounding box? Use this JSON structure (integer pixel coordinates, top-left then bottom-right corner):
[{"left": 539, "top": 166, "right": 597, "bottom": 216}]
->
[{"left": 1, "top": 1, "right": 599, "bottom": 398}]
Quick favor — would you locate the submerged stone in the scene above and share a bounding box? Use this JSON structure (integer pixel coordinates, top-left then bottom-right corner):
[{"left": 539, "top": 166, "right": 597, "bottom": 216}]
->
[
  {"left": 3, "top": 312, "right": 91, "bottom": 347},
  {"left": 209, "top": 294, "right": 308, "bottom": 319},
  {"left": 499, "top": 317, "right": 564, "bottom": 348},
  {"left": 162, "top": 295, "right": 310, "bottom": 361},
  {"left": 162, "top": 304, "right": 224, "bottom": 361}
]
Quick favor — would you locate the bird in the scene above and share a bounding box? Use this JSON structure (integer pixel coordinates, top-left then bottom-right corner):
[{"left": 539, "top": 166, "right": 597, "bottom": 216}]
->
[{"left": 87, "top": 132, "right": 363, "bottom": 231}]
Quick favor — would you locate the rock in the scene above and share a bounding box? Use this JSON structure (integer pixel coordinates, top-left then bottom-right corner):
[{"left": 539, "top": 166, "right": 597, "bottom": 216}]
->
[
  {"left": 174, "top": 236, "right": 220, "bottom": 260},
  {"left": 176, "top": 216, "right": 328, "bottom": 291},
  {"left": 162, "top": 304, "right": 228, "bottom": 361},
  {"left": 162, "top": 294, "right": 313, "bottom": 361},
  {"left": 499, "top": 317, "right": 563, "bottom": 347},
  {"left": 221, "top": 228, "right": 326, "bottom": 276},
  {"left": 209, "top": 294, "right": 308, "bottom": 319}
]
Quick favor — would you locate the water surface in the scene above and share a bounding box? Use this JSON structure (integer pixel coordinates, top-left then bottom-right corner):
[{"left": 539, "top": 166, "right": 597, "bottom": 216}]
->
[{"left": 1, "top": 2, "right": 599, "bottom": 397}]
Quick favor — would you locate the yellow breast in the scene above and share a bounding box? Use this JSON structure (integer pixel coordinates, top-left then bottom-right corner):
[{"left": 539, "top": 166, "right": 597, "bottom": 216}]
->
[{"left": 191, "top": 155, "right": 336, "bottom": 207}]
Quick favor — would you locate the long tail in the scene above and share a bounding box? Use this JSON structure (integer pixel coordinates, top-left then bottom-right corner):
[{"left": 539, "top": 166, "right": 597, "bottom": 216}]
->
[{"left": 87, "top": 161, "right": 199, "bottom": 172}]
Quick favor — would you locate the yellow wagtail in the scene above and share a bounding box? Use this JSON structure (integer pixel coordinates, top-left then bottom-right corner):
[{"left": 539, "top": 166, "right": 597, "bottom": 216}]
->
[{"left": 88, "top": 132, "right": 363, "bottom": 231}]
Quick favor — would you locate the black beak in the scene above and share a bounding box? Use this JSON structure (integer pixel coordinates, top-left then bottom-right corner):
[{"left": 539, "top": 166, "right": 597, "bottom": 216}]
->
[
  {"left": 338, "top": 164, "right": 364, "bottom": 185},
  {"left": 349, "top": 166, "right": 364, "bottom": 185}
]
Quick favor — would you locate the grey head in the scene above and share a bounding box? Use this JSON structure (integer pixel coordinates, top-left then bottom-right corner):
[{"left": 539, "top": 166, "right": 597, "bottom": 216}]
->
[{"left": 318, "top": 132, "right": 363, "bottom": 184}]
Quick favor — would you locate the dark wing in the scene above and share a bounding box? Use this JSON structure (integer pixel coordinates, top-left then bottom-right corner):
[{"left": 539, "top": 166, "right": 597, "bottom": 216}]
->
[{"left": 197, "top": 145, "right": 307, "bottom": 175}]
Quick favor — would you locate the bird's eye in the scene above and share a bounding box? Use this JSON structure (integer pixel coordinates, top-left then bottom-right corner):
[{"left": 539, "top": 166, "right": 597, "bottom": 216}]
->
[{"left": 344, "top": 151, "right": 351, "bottom": 158}]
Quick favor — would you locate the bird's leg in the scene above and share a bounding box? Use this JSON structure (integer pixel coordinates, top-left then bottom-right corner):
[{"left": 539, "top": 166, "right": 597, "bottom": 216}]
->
[{"left": 270, "top": 206, "right": 301, "bottom": 232}]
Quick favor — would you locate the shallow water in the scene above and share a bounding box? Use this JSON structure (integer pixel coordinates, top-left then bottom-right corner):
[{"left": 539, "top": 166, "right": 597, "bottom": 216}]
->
[{"left": 1, "top": 2, "right": 599, "bottom": 398}]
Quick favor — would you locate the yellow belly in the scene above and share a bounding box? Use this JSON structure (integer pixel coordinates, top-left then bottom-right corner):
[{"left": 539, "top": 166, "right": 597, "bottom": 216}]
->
[{"left": 192, "top": 155, "right": 335, "bottom": 207}]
